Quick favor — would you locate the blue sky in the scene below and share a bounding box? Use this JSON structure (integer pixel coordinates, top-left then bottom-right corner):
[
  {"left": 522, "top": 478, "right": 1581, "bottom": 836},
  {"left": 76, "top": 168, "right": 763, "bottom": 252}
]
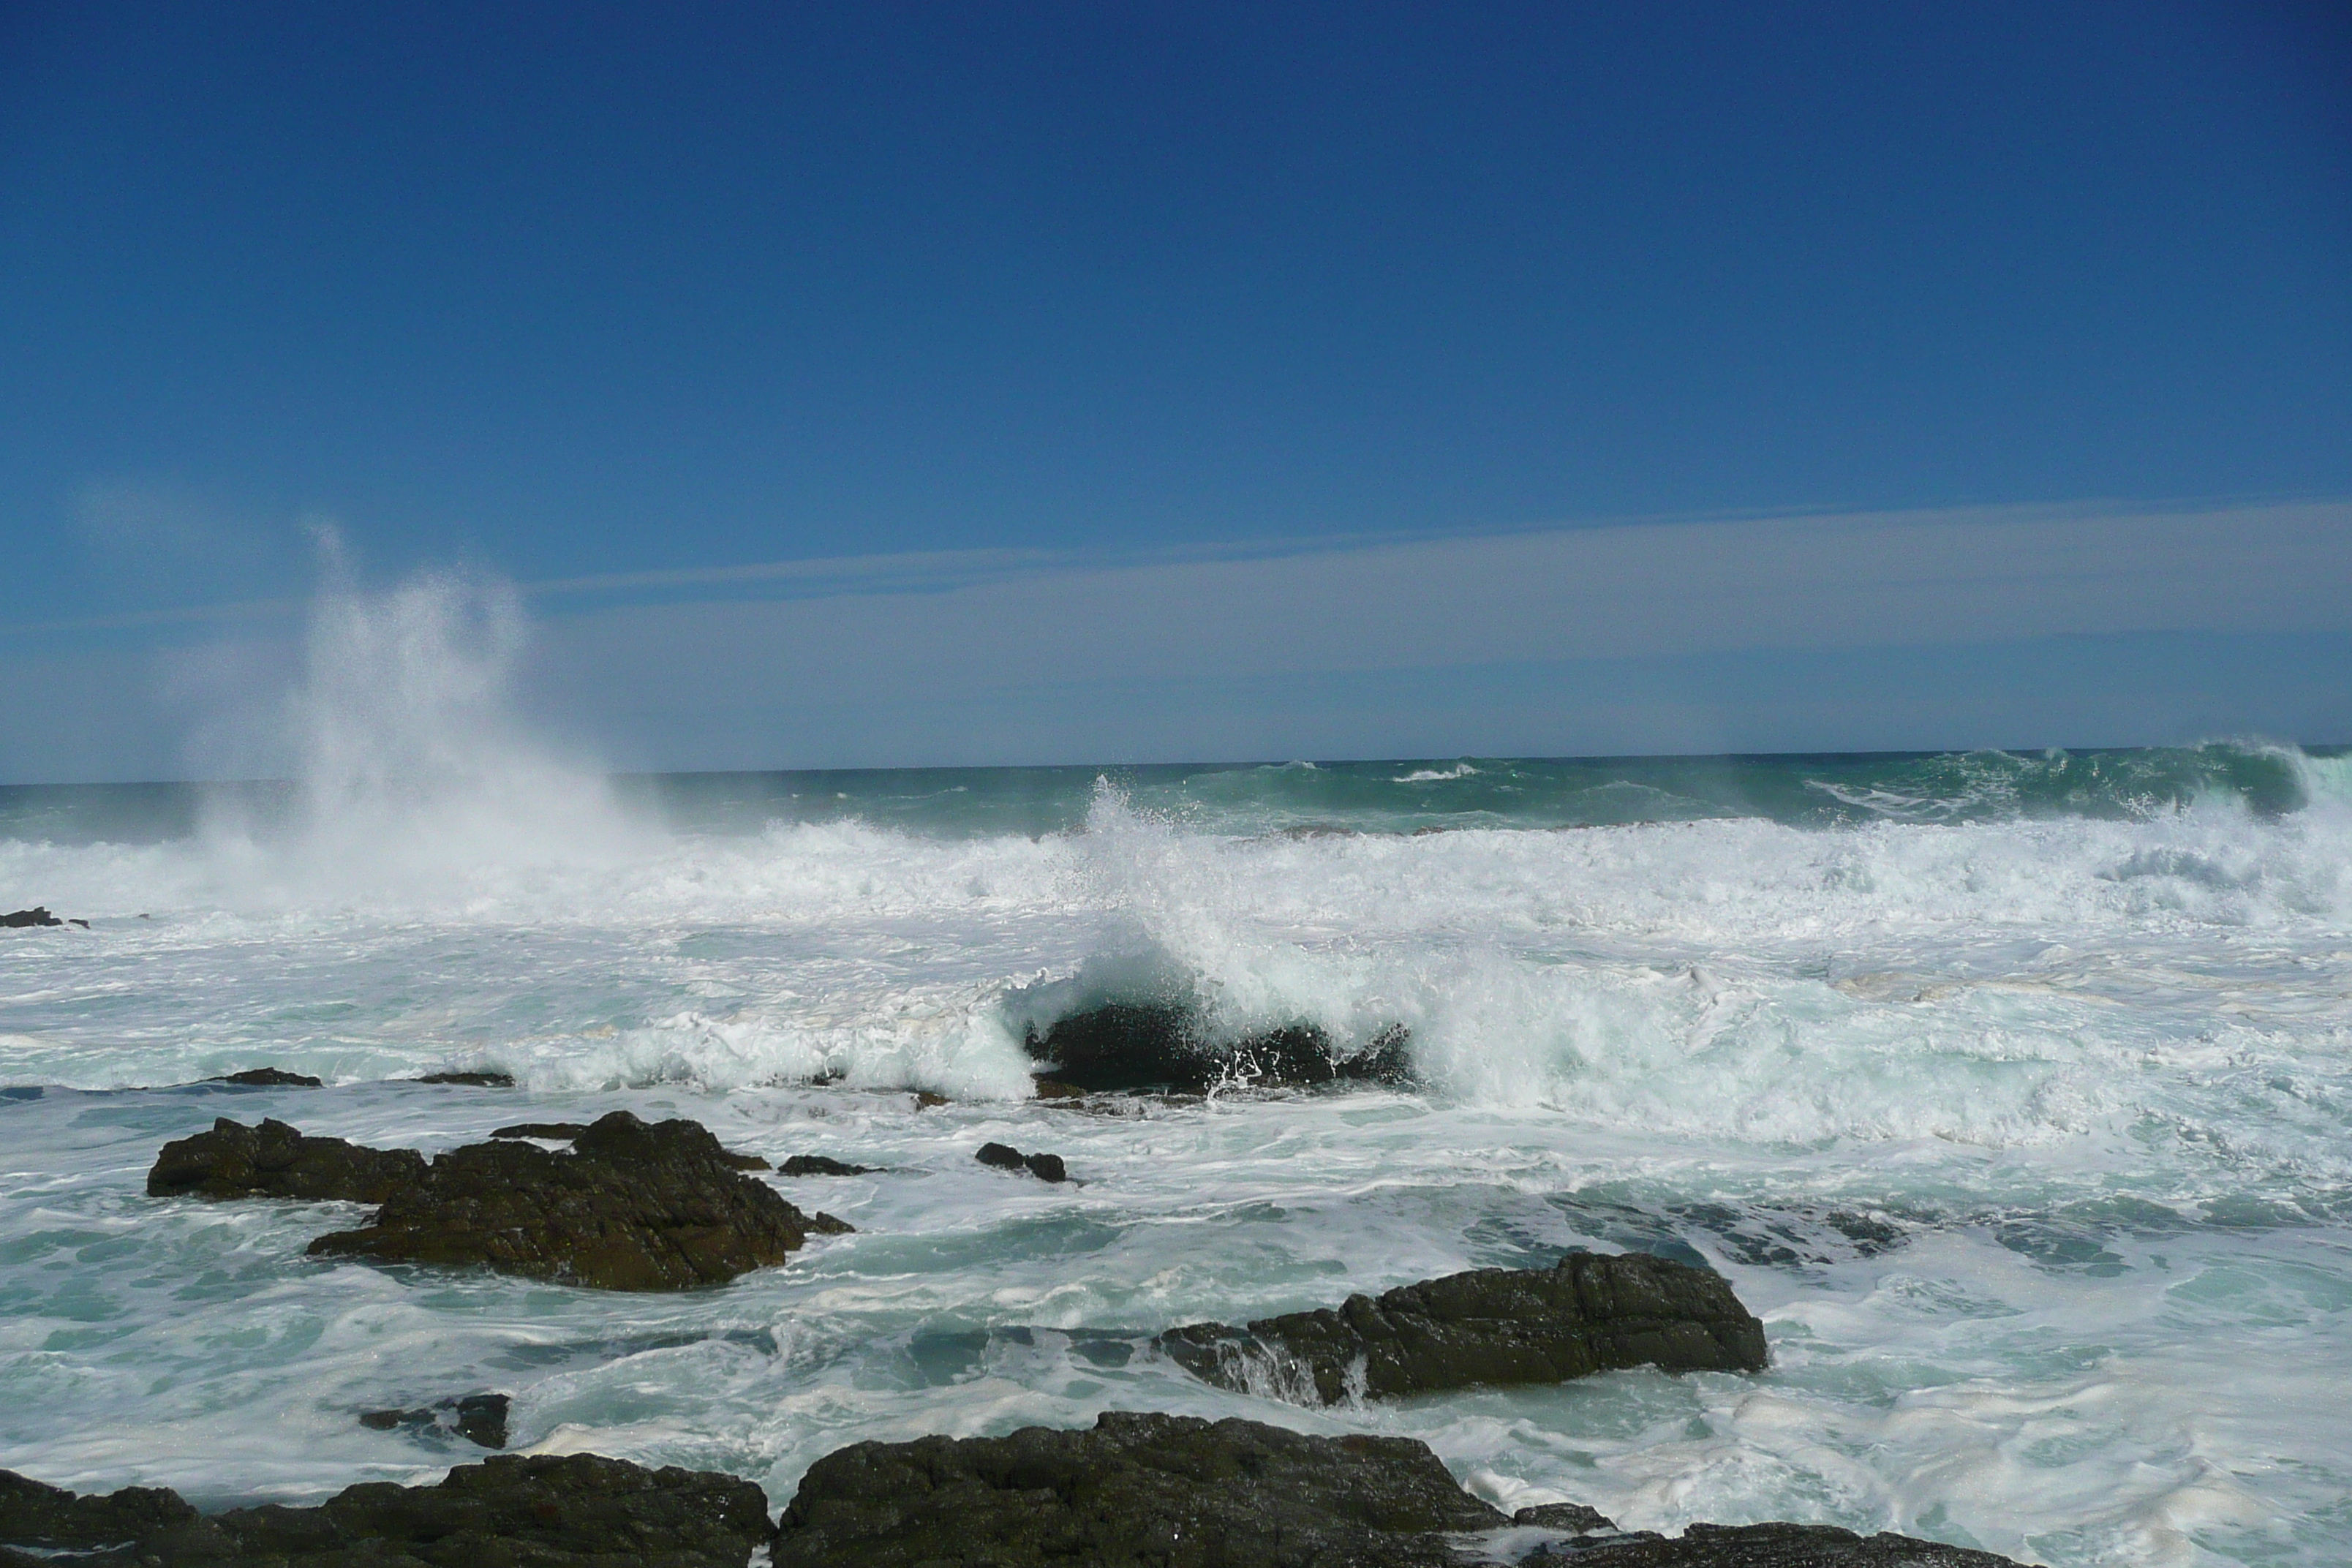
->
[{"left": 2, "top": 2, "right": 2348, "bottom": 779}]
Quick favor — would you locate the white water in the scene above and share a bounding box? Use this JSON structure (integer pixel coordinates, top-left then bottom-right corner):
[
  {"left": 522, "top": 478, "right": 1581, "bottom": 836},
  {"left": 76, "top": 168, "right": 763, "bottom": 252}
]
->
[{"left": 2, "top": 584, "right": 2349, "bottom": 1565}]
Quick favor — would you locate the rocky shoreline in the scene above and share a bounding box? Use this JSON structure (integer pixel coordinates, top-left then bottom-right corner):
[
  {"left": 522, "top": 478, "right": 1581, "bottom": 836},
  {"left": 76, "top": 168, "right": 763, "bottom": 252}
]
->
[
  {"left": 3, "top": 1417, "right": 2025, "bottom": 1567},
  {"left": 0, "top": 1061, "right": 2032, "bottom": 1563}
]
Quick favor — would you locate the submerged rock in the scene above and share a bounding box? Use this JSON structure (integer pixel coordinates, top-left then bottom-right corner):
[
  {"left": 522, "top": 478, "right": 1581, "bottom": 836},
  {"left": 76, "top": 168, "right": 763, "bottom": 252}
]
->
[
  {"left": 975, "top": 1142, "right": 1069, "bottom": 1183},
  {"left": 491, "top": 1121, "right": 593, "bottom": 1140},
  {"left": 359, "top": 1392, "right": 510, "bottom": 1449},
  {"left": 147, "top": 1118, "right": 425, "bottom": 1205},
  {"left": 780, "top": 1154, "right": 877, "bottom": 1177},
  {"left": 415, "top": 1069, "right": 516, "bottom": 1087},
  {"left": 771, "top": 1409, "right": 1507, "bottom": 1567},
  {"left": 206, "top": 1067, "right": 323, "bottom": 1088},
  {"left": 1026, "top": 1002, "right": 1414, "bottom": 1092},
  {"left": 1158, "top": 1250, "right": 1768, "bottom": 1404},
  {"left": 308, "top": 1110, "right": 848, "bottom": 1291},
  {"left": 0, "top": 1453, "right": 770, "bottom": 1567},
  {"left": 1528, "top": 1523, "right": 2021, "bottom": 1565}
]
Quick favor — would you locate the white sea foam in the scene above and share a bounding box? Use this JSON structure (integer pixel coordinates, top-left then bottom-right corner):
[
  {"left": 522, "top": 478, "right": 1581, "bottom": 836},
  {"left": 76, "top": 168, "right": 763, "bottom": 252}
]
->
[{"left": 1, "top": 587, "right": 2347, "bottom": 1563}]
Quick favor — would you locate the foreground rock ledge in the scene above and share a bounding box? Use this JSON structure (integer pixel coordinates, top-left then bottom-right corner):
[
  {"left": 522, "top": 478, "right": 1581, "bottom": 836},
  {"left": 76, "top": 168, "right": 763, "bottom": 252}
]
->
[
  {"left": 772, "top": 1410, "right": 1501, "bottom": 1567},
  {"left": 771, "top": 1411, "right": 2022, "bottom": 1568},
  {"left": 1158, "top": 1250, "right": 1768, "bottom": 1403},
  {"left": 308, "top": 1111, "right": 848, "bottom": 1291},
  {"left": 0, "top": 1452, "right": 769, "bottom": 1568}
]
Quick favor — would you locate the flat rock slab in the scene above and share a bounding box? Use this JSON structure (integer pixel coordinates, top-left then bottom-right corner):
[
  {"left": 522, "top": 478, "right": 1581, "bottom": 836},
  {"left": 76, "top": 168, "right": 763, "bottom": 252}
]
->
[
  {"left": 148, "top": 1117, "right": 426, "bottom": 1205},
  {"left": 1530, "top": 1522, "right": 2022, "bottom": 1566},
  {"left": 206, "top": 1067, "right": 322, "bottom": 1088},
  {"left": 1, "top": 1453, "right": 770, "bottom": 1568},
  {"left": 772, "top": 1409, "right": 1507, "bottom": 1567},
  {"left": 780, "top": 1154, "right": 877, "bottom": 1177},
  {"left": 308, "top": 1110, "right": 848, "bottom": 1291},
  {"left": 1158, "top": 1250, "right": 1768, "bottom": 1403}
]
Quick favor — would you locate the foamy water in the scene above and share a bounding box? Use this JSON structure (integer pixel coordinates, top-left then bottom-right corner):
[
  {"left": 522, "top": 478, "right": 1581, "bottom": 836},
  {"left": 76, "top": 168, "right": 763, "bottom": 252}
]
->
[{"left": 1, "top": 583, "right": 2347, "bottom": 1566}]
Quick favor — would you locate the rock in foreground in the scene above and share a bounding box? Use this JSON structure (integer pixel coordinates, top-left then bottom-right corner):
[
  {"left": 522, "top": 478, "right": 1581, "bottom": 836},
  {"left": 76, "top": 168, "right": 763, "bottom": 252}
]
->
[
  {"left": 147, "top": 1117, "right": 426, "bottom": 1205},
  {"left": 1159, "top": 1250, "right": 1768, "bottom": 1404},
  {"left": 0, "top": 1453, "right": 769, "bottom": 1567},
  {"left": 1535, "top": 1523, "right": 2022, "bottom": 1566},
  {"left": 1026, "top": 1002, "right": 1414, "bottom": 1092},
  {"left": 771, "top": 1410, "right": 1506, "bottom": 1567},
  {"left": 975, "top": 1141, "right": 1069, "bottom": 1182},
  {"left": 308, "top": 1110, "right": 848, "bottom": 1291}
]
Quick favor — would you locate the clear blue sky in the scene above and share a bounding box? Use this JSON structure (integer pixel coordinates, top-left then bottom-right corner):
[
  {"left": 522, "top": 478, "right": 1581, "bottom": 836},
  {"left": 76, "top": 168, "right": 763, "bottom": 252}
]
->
[{"left": 3, "top": 2, "right": 2348, "bottom": 778}]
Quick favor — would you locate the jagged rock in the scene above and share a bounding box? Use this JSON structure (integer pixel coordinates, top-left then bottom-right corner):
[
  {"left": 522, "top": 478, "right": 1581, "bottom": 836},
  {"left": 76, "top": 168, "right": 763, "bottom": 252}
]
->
[
  {"left": 1158, "top": 1250, "right": 1768, "bottom": 1404},
  {"left": 975, "top": 1142, "right": 1068, "bottom": 1183},
  {"left": 1527, "top": 1522, "right": 2021, "bottom": 1565},
  {"left": 780, "top": 1155, "right": 877, "bottom": 1177},
  {"left": 1026, "top": 1003, "right": 1414, "bottom": 1092},
  {"left": 359, "top": 1392, "right": 510, "bottom": 1449},
  {"left": 147, "top": 1118, "right": 426, "bottom": 1204},
  {"left": 770, "top": 1410, "right": 1507, "bottom": 1567},
  {"left": 416, "top": 1070, "right": 516, "bottom": 1087},
  {"left": 1, "top": 908, "right": 67, "bottom": 929},
  {"left": 206, "top": 1067, "right": 323, "bottom": 1088},
  {"left": 0, "top": 1468, "right": 197, "bottom": 1552},
  {"left": 1515, "top": 1501, "right": 1617, "bottom": 1532},
  {"left": 491, "top": 1121, "right": 770, "bottom": 1169},
  {"left": 1, "top": 1453, "right": 771, "bottom": 1567},
  {"left": 307, "top": 1110, "right": 848, "bottom": 1291}
]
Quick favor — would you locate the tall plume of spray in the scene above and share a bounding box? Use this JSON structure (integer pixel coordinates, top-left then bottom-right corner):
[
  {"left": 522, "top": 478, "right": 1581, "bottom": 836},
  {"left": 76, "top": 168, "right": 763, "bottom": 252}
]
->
[{"left": 206, "top": 532, "right": 648, "bottom": 905}]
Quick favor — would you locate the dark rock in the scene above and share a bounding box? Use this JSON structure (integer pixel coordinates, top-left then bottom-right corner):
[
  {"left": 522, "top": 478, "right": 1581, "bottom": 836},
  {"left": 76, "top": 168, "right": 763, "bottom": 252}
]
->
[
  {"left": 147, "top": 1118, "right": 426, "bottom": 1205},
  {"left": 771, "top": 1409, "right": 1506, "bottom": 1567},
  {"left": 0, "top": 1467, "right": 197, "bottom": 1550},
  {"left": 490, "top": 1120, "right": 768, "bottom": 1169},
  {"left": 780, "top": 1155, "right": 877, "bottom": 1177},
  {"left": 358, "top": 1393, "right": 511, "bottom": 1450},
  {"left": 416, "top": 1070, "right": 516, "bottom": 1087},
  {"left": 1026, "top": 1003, "right": 1415, "bottom": 1092},
  {"left": 975, "top": 1142, "right": 1069, "bottom": 1183},
  {"left": 1031, "top": 1077, "right": 1089, "bottom": 1098},
  {"left": 1516, "top": 1501, "right": 1618, "bottom": 1532},
  {"left": 1158, "top": 1250, "right": 1768, "bottom": 1404},
  {"left": 0, "top": 908, "right": 63, "bottom": 929},
  {"left": 492, "top": 1122, "right": 593, "bottom": 1140},
  {"left": 0, "top": 1453, "right": 772, "bottom": 1567},
  {"left": 913, "top": 1091, "right": 949, "bottom": 1109},
  {"left": 206, "top": 1067, "right": 323, "bottom": 1088},
  {"left": 307, "top": 1110, "right": 848, "bottom": 1291},
  {"left": 1528, "top": 1522, "right": 2021, "bottom": 1565}
]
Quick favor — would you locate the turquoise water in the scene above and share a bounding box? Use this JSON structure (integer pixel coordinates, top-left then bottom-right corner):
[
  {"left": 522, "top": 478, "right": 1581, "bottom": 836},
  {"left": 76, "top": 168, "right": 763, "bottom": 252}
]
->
[{"left": 2, "top": 585, "right": 2348, "bottom": 1567}]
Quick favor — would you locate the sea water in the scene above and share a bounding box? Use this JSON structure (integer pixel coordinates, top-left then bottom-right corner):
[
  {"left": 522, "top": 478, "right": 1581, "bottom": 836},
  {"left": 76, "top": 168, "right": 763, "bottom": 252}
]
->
[{"left": 1, "top": 583, "right": 2348, "bottom": 1566}]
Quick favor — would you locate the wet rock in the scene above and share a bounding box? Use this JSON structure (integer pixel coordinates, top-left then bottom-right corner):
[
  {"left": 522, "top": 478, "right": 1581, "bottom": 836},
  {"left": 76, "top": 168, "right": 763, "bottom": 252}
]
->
[
  {"left": 1526, "top": 1522, "right": 2021, "bottom": 1565},
  {"left": 416, "top": 1070, "right": 516, "bottom": 1087},
  {"left": 770, "top": 1409, "right": 1506, "bottom": 1567},
  {"left": 206, "top": 1067, "right": 323, "bottom": 1088},
  {"left": 975, "top": 1142, "right": 1068, "bottom": 1183},
  {"left": 0, "top": 1468, "right": 197, "bottom": 1552},
  {"left": 912, "top": 1091, "right": 949, "bottom": 1109},
  {"left": 1, "top": 908, "right": 68, "bottom": 929},
  {"left": 489, "top": 1120, "right": 769, "bottom": 1168},
  {"left": 147, "top": 1118, "right": 426, "bottom": 1204},
  {"left": 308, "top": 1110, "right": 848, "bottom": 1291},
  {"left": 1515, "top": 1501, "right": 1617, "bottom": 1531},
  {"left": 1158, "top": 1250, "right": 1768, "bottom": 1404},
  {"left": 1026, "top": 1003, "right": 1415, "bottom": 1092},
  {"left": 359, "top": 1392, "right": 510, "bottom": 1450},
  {"left": 780, "top": 1154, "right": 876, "bottom": 1177},
  {"left": 1, "top": 1452, "right": 772, "bottom": 1567}
]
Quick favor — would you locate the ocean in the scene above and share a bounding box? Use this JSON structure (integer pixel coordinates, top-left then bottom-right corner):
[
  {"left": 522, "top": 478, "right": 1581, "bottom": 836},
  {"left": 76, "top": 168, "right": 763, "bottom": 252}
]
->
[{"left": 4, "top": 663, "right": 2349, "bottom": 1564}]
